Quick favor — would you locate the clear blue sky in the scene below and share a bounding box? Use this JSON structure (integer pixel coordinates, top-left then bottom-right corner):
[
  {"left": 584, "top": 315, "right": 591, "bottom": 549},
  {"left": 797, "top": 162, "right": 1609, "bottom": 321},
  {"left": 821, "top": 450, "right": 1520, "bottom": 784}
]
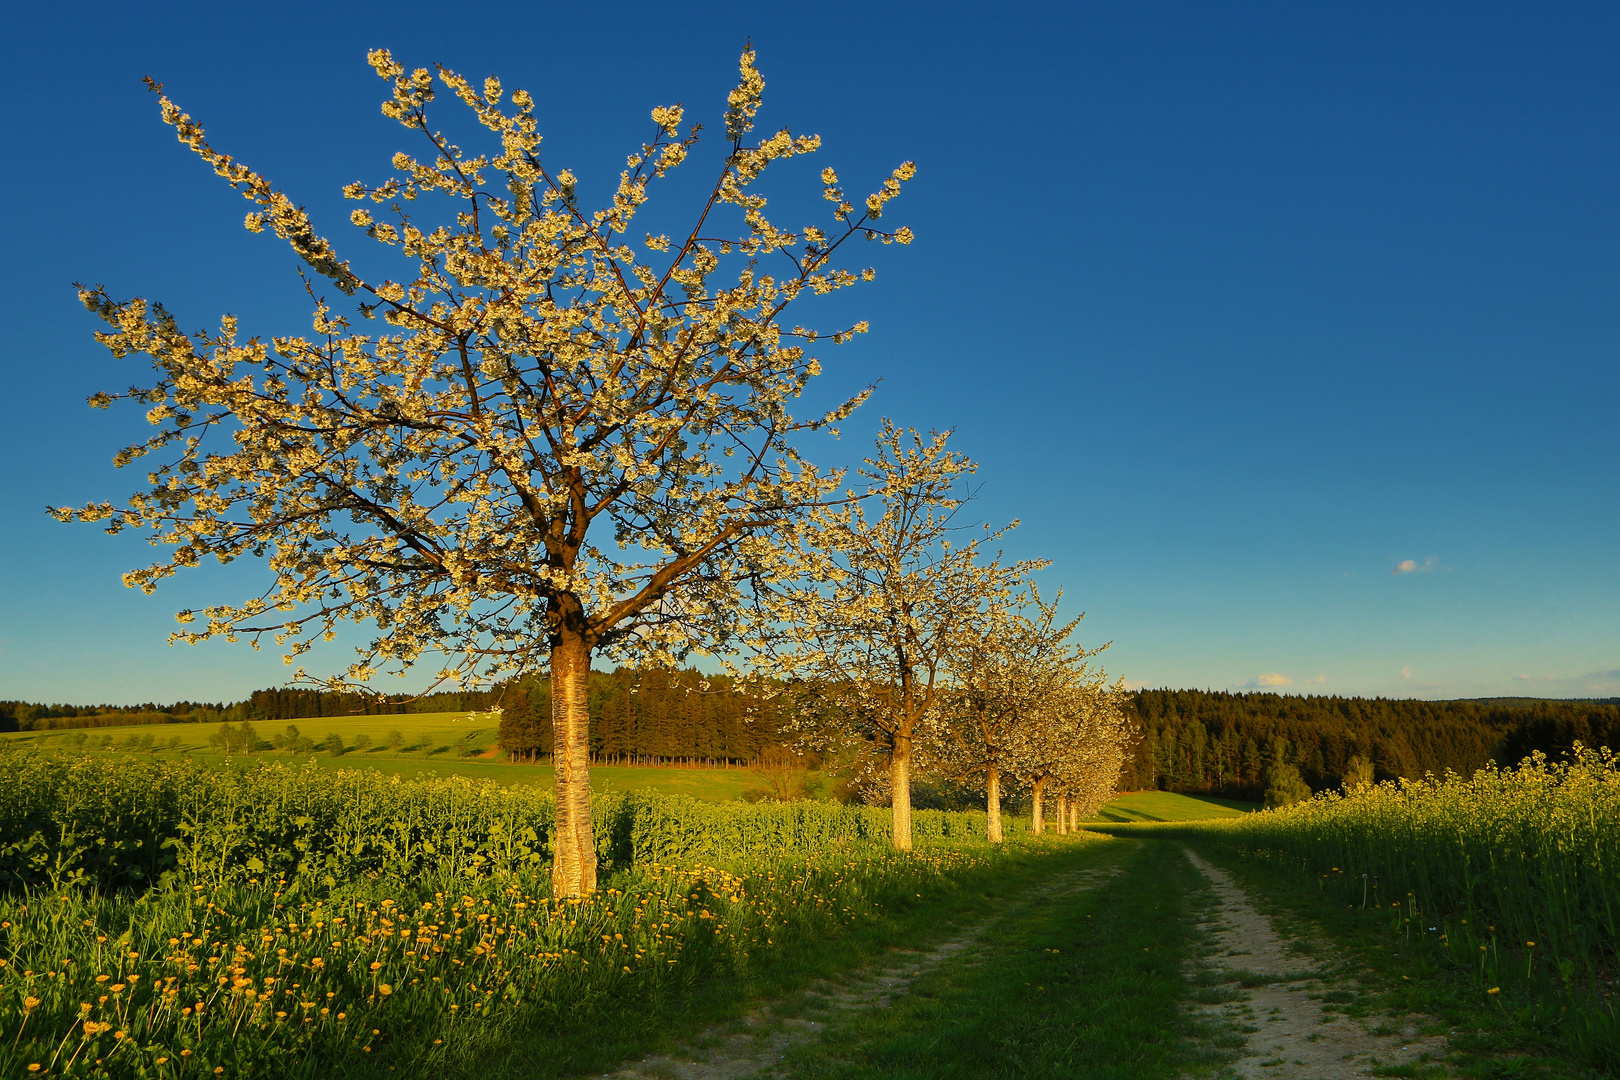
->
[{"left": 2, "top": 1, "right": 1615, "bottom": 705}]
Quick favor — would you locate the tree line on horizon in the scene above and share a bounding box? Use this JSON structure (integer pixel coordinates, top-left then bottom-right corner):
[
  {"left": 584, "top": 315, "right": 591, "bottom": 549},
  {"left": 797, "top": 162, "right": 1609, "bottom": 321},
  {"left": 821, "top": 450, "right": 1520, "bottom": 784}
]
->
[
  {"left": 1121, "top": 689, "right": 1620, "bottom": 800},
  {"left": 8, "top": 684, "right": 1617, "bottom": 793},
  {"left": 491, "top": 667, "right": 780, "bottom": 766}
]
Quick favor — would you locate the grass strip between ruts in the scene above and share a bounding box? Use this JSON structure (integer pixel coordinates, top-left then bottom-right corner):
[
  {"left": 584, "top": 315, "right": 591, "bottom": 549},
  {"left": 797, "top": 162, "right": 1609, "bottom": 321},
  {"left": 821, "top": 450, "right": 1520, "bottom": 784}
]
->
[{"left": 765, "top": 838, "right": 1226, "bottom": 1080}]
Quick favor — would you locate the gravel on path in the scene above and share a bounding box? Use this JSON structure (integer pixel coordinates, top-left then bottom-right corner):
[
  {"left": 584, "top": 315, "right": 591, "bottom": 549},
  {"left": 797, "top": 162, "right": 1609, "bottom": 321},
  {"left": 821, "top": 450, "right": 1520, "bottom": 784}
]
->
[{"left": 1183, "top": 847, "right": 1452, "bottom": 1079}]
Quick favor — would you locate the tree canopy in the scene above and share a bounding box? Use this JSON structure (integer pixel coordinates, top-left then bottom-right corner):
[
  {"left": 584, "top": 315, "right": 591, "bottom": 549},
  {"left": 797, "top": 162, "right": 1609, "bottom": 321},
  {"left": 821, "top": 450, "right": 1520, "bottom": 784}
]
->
[{"left": 61, "top": 49, "right": 914, "bottom": 686}]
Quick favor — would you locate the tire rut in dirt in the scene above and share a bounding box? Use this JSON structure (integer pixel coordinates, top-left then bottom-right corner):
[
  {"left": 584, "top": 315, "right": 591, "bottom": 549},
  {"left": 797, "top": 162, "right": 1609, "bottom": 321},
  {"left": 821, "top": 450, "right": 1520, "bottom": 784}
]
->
[{"left": 1183, "top": 847, "right": 1452, "bottom": 1079}]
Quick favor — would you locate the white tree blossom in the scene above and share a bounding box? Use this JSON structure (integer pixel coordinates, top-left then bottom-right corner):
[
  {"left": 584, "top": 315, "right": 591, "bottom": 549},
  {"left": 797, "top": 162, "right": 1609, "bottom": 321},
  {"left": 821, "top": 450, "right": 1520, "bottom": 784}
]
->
[
  {"left": 922, "top": 584, "right": 1099, "bottom": 841},
  {"left": 1007, "top": 670, "right": 1133, "bottom": 834},
  {"left": 741, "top": 422, "right": 1038, "bottom": 849}
]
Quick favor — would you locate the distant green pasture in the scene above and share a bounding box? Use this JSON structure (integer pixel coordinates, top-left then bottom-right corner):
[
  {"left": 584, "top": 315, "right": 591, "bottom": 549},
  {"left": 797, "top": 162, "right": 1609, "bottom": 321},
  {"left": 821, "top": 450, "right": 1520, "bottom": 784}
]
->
[
  {"left": 1084, "top": 790, "right": 1258, "bottom": 822},
  {"left": 2, "top": 718, "right": 1259, "bottom": 816},
  {"left": 0, "top": 712, "right": 760, "bottom": 801},
  {"left": 5, "top": 710, "right": 497, "bottom": 752}
]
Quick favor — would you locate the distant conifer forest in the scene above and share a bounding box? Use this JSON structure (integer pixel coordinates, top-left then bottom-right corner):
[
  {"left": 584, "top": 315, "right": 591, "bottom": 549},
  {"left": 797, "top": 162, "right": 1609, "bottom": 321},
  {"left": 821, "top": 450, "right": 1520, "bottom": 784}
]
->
[
  {"left": 3, "top": 679, "right": 1616, "bottom": 793},
  {"left": 1120, "top": 689, "right": 1620, "bottom": 800}
]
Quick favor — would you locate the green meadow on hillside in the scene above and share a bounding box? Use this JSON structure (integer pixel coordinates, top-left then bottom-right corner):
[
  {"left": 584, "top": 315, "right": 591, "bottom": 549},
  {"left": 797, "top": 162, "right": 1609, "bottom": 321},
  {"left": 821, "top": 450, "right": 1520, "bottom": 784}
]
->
[
  {"left": 1, "top": 718, "right": 1263, "bottom": 818},
  {"left": 7, "top": 711, "right": 504, "bottom": 755},
  {"left": 1, "top": 705, "right": 498, "bottom": 748},
  {"left": 0, "top": 713, "right": 764, "bottom": 800},
  {"left": 1086, "top": 790, "right": 1258, "bottom": 822}
]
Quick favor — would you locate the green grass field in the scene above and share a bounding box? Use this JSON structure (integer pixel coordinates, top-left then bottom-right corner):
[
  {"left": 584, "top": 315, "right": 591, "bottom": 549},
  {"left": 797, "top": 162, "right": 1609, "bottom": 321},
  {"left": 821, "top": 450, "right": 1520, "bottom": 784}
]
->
[
  {"left": 4, "top": 731, "right": 1612, "bottom": 1076},
  {"left": 0, "top": 712, "right": 762, "bottom": 800},
  {"left": 2, "top": 719, "right": 1259, "bottom": 818},
  {"left": 1084, "top": 790, "right": 1258, "bottom": 821},
  {"left": 8, "top": 711, "right": 511, "bottom": 757}
]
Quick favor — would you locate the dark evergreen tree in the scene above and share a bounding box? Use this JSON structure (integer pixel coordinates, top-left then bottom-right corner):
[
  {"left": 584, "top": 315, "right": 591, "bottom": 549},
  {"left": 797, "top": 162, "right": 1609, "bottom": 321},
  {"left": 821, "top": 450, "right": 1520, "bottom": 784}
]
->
[{"left": 496, "top": 688, "right": 544, "bottom": 762}]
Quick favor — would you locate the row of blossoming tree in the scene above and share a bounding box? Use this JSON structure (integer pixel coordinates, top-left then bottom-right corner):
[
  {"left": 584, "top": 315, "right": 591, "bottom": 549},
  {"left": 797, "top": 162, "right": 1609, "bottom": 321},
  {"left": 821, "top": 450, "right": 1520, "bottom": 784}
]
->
[
  {"left": 57, "top": 47, "right": 1130, "bottom": 895},
  {"left": 739, "top": 422, "right": 1133, "bottom": 849}
]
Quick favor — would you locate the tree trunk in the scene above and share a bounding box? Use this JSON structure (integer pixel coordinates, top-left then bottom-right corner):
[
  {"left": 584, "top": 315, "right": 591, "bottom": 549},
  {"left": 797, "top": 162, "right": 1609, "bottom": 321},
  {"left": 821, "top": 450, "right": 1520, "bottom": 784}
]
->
[
  {"left": 1070, "top": 801, "right": 1079, "bottom": 832},
  {"left": 891, "top": 733, "right": 913, "bottom": 851},
  {"left": 1056, "top": 793, "right": 1069, "bottom": 835},
  {"left": 550, "top": 630, "right": 597, "bottom": 897},
  {"left": 986, "top": 764, "right": 1003, "bottom": 843},
  {"left": 1031, "top": 777, "right": 1046, "bottom": 835}
]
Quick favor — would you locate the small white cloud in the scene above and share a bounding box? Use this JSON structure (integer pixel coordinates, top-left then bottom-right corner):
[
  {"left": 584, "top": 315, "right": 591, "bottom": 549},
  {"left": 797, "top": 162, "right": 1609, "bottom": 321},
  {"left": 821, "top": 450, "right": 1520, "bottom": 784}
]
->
[
  {"left": 1122, "top": 679, "right": 1150, "bottom": 691},
  {"left": 1401, "top": 665, "right": 1413, "bottom": 680},
  {"left": 1392, "top": 557, "right": 1438, "bottom": 575},
  {"left": 1304, "top": 674, "right": 1327, "bottom": 685},
  {"left": 1241, "top": 672, "right": 1294, "bottom": 688}
]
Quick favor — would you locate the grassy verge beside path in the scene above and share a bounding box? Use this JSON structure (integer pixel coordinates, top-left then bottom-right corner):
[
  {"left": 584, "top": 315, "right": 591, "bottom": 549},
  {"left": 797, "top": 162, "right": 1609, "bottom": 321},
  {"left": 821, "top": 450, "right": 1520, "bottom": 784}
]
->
[
  {"left": 0, "top": 826, "right": 1109, "bottom": 1079},
  {"left": 1087, "top": 750, "right": 1620, "bottom": 1077},
  {"left": 766, "top": 839, "right": 1235, "bottom": 1080}
]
